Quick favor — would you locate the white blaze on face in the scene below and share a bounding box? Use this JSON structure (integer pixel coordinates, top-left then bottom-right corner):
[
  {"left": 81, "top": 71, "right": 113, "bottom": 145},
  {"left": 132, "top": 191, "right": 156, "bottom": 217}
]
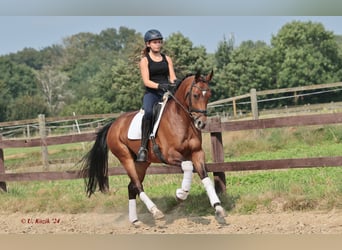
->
[{"left": 202, "top": 90, "right": 207, "bottom": 96}]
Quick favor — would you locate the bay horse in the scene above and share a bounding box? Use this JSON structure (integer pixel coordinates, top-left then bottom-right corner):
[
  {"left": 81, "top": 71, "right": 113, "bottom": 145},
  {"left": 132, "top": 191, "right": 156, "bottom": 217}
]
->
[{"left": 81, "top": 71, "right": 226, "bottom": 226}]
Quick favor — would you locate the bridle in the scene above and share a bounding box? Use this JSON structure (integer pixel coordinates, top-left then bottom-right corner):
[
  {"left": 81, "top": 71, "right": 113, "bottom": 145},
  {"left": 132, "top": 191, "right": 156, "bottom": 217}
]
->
[
  {"left": 168, "top": 77, "right": 210, "bottom": 126},
  {"left": 188, "top": 80, "right": 210, "bottom": 117}
]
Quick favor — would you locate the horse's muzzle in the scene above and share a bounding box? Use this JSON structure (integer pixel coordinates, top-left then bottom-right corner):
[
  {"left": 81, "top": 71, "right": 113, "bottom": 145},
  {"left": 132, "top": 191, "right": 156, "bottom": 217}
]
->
[
  {"left": 190, "top": 109, "right": 208, "bottom": 130},
  {"left": 194, "top": 118, "right": 207, "bottom": 130}
]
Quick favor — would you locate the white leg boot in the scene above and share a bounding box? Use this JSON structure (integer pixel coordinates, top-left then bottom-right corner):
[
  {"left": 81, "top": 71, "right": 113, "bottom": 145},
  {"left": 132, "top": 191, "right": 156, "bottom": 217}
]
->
[
  {"left": 139, "top": 192, "right": 164, "bottom": 220},
  {"left": 176, "top": 161, "right": 193, "bottom": 201},
  {"left": 202, "top": 177, "right": 226, "bottom": 218}
]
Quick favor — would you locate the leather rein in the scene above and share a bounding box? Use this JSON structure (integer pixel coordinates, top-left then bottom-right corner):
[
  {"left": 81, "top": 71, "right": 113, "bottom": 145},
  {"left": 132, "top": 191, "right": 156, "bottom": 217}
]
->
[{"left": 168, "top": 78, "right": 210, "bottom": 123}]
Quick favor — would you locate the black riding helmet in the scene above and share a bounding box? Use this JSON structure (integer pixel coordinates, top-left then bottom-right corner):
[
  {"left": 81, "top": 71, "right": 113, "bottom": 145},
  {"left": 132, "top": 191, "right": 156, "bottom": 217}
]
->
[{"left": 144, "top": 29, "right": 163, "bottom": 43}]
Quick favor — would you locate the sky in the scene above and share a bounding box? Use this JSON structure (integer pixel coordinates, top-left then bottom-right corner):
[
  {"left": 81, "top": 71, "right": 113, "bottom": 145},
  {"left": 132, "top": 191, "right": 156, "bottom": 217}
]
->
[
  {"left": 1, "top": 0, "right": 342, "bottom": 15},
  {"left": 1, "top": 16, "right": 342, "bottom": 56}
]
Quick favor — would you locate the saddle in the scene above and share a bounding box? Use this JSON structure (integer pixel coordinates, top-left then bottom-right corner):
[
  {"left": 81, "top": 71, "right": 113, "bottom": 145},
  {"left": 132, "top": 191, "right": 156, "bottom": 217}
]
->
[
  {"left": 128, "top": 93, "right": 170, "bottom": 164},
  {"left": 127, "top": 92, "right": 169, "bottom": 140}
]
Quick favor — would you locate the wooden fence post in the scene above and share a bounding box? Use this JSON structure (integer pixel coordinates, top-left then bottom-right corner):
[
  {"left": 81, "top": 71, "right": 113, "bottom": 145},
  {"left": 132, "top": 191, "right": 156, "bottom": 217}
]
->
[
  {"left": 0, "top": 135, "right": 7, "bottom": 192},
  {"left": 250, "top": 88, "right": 259, "bottom": 120},
  {"left": 232, "top": 99, "right": 237, "bottom": 117},
  {"left": 38, "top": 114, "right": 49, "bottom": 169},
  {"left": 209, "top": 117, "right": 226, "bottom": 194},
  {"left": 26, "top": 124, "right": 31, "bottom": 140}
]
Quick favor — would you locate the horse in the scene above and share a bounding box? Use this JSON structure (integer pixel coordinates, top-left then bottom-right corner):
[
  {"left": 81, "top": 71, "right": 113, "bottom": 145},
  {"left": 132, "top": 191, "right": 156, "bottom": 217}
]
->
[{"left": 80, "top": 70, "right": 226, "bottom": 226}]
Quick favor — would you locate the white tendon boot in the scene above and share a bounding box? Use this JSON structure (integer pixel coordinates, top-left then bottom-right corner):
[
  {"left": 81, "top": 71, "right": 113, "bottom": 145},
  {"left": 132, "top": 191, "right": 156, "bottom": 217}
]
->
[
  {"left": 201, "top": 177, "right": 226, "bottom": 218},
  {"left": 139, "top": 192, "right": 164, "bottom": 220},
  {"left": 128, "top": 199, "right": 141, "bottom": 227},
  {"left": 176, "top": 161, "right": 193, "bottom": 201}
]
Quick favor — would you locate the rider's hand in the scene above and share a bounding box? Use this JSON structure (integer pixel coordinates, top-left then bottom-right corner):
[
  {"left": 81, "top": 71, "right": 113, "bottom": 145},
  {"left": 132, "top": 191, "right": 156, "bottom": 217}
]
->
[
  {"left": 158, "top": 83, "right": 176, "bottom": 92},
  {"left": 173, "top": 79, "right": 181, "bottom": 86}
]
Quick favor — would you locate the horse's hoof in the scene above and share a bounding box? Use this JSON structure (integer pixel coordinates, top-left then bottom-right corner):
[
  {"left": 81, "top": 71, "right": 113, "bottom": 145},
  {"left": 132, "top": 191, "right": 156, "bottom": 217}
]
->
[
  {"left": 215, "top": 205, "right": 227, "bottom": 218},
  {"left": 132, "top": 220, "right": 142, "bottom": 228},
  {"left": 151, "top": 206, "right": 165, "bottom": 220},
  {"left": 176, "top": 188, "right": 189, "bottom": 201}
]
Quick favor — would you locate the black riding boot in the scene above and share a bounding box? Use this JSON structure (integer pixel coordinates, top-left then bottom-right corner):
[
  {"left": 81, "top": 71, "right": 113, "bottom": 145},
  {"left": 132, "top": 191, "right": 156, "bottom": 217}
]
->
[{"left": 136, "top": 118, "right": 152, "bottom": 162}]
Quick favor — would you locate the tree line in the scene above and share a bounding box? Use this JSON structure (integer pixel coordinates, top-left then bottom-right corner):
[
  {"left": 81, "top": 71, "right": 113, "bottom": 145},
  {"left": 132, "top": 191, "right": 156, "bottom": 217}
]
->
[{"left": 1, "top": 21, "right": 342, "bottom": 122}]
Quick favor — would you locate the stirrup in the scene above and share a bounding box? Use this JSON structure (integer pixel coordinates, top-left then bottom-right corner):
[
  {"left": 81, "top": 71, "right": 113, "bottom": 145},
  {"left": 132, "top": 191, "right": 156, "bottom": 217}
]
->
[{"left": 136, "top": 147, "right": 148, "bottom": 162}]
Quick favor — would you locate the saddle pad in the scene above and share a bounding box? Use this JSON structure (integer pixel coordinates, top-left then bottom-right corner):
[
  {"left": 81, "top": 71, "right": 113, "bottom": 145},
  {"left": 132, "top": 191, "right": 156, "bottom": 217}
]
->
[
  {"left": 127, "top": 110, "right": 144, "bottom": 140},
  {"left": 127, "top": 93, "right": 170, "bottom": 140}
]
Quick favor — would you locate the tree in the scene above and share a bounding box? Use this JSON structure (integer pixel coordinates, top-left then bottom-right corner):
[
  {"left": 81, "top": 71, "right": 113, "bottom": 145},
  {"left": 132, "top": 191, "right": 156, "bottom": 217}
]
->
[
  {"left": 0, "top": 80, "right": 10, "bottom": 121},
  {"left": 91, "top": 58, "right": 142, "bottom": 113},
  {"left": 0, "top": 57, "right": 38, "bottom": 98},
  {"left": 215, "top": 34, "right": 234, "bottom": 70},
  {"left": 0, "top": 57, "right": 39, "bottom": 121},
  {"left": 35, "top": 65, "right": 71, "bottom": 116},
  {"left": 60, "top": 97, "right": 112, "bottom": 116},
  {"left": 271, "top": 21, "right": 342, "bottom": 88},
  {"left": 97, "top": 60, "right": 143, "bottom": 112},
  {"left": 110, "top": 59, "right": 142, "bottom": 112},
  {"left": 217, "top": 40, "right": 274, "bottom": 99},
  {"left": 7, "top": 48, "right": 43, "bottom": 70},
  {"left": 7, "top": 45, "right": 64, "bottom": 70},
  {"left": 163, "top": 32, "right": 212, "bottom": 78},
  {"left": 334, "top": 34, "right": 342, "bottom": 76},
  {"left": 61, "top": 27, "right": 143, "bottom": 106},
  {"left": 7, "top": 95, "right": 49, "bottom": 120}
]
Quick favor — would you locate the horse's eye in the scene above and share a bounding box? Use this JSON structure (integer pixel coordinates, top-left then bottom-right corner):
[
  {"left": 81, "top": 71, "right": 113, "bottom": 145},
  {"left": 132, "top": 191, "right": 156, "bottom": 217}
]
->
[{"left": 193, "top": 94, "right": 199, "bottom": 99}]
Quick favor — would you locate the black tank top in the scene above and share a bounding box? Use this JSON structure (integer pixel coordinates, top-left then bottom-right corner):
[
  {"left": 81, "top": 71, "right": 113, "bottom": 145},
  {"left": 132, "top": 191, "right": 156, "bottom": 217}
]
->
[{"left": 145, "top": 53, "right": 169, "bottom": 94}]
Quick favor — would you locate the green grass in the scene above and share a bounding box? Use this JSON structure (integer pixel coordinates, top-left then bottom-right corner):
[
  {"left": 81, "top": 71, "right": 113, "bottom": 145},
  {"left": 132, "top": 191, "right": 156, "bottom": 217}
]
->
[
  {"left": 0, "top": 125, "right": 341, "bottom": 216},
  {"left": 1, "top": 167, "right": 340, "bottom": 216},
  {"left": 225, "top": 167, "right": 342, "bottom": 213},
  {"left": 223, "top": 125, "right": 342, "bottom": 161},
  {"left": 4, "top": 142, "right": 91, "bottom": 171}
]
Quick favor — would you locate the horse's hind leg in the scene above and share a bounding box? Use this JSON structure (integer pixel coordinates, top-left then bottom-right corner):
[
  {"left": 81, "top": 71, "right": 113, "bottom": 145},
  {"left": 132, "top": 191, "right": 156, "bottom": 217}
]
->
[
  {"left": 126, "top": 162, "right": 164, "bottom": 225},
  {"left": 135, "top": 165, "right": 164, "bottom": 220},
  {"left": 128, "top": 182, "right": 140, "bottom": 227},
  {"left": 139, "top": 191, "right": 164, "bottom": 220},
  {"left": 127, "top": 181, "right": 164, "bottom": 227}
]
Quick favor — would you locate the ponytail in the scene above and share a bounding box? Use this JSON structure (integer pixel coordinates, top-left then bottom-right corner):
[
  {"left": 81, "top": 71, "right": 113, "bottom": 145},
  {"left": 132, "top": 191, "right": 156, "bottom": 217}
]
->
[{"left": 141, "top": 46, "right": 150, "bottom": 58}]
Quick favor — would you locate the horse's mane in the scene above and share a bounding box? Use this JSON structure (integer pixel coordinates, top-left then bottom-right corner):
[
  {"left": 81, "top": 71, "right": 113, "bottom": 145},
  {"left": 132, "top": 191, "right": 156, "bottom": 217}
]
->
[{"left": 175, "top": 72, "right": 198, "bottom": 91}]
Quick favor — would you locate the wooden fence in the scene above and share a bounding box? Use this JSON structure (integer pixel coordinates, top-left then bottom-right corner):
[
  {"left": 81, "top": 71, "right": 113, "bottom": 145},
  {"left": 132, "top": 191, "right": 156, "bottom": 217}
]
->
[
  {"left": 208, "top": 81, "right": 342, "bottom": 118},
  {"left": 1, "top": 112, "right": 342, "bottom": 194}
]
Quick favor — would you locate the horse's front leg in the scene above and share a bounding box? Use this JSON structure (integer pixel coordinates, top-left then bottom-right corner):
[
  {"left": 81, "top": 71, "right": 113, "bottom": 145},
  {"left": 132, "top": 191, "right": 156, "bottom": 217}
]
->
[
  {"left": 176, "top": 161, "right": 194, "bottom": 201},
  {"left": 192, "top": 152, "right": 226, "bottom": 219}
]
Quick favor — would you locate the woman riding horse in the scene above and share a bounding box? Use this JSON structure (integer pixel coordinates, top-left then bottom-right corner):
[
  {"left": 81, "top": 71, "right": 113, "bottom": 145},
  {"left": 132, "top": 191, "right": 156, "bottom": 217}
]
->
[
  {"left": 81, "top": 40, "right": 226, "bottom": 226},
  {"left": 137, "top": 29, "right": 177, "bottom": 162}
]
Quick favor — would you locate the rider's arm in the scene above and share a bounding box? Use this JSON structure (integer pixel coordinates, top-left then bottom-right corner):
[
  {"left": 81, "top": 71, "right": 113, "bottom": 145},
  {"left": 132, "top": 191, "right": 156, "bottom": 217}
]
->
[{"left": 166, "top": 55, "right": 177, "bottom": 83}]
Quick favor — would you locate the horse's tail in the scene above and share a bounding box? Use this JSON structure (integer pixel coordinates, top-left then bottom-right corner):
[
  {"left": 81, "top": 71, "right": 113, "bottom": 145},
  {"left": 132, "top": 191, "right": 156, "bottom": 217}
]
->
[{"left": 80, "top": 122, "right": 112, "bottom": 197}]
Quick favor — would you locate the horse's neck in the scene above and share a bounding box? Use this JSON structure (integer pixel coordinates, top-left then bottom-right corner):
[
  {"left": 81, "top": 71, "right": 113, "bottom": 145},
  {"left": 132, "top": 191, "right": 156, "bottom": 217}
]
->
[{"left": 165, "top": 99, "right": 200, "bottom": 137}]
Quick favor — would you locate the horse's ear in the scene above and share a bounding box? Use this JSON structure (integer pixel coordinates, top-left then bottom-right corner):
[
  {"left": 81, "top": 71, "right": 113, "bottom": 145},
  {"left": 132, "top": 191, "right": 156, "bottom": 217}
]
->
[{"left": 206, "top": 70, "right": 213, "bottom": 82}]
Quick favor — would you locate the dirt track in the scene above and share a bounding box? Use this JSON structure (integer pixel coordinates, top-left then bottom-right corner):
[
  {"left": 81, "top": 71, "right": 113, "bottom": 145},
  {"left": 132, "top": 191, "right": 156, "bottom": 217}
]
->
[{"left": 0, "top": 209, "right": 341, "bottom": 234}]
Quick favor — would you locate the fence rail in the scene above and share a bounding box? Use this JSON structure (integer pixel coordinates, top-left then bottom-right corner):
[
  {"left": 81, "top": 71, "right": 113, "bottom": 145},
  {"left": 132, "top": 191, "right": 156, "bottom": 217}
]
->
[
  {"left": 1, "top": 112, "right": 342, "bottom": 193},
  {"left": 2, "top": 80, "right": 342, "bottom": 192},
  {"left": 1, "top": 156, "right": 341, "bottom": 183},
  {"left": 208, "top": 81, "right": 342, "bottom": 118}
]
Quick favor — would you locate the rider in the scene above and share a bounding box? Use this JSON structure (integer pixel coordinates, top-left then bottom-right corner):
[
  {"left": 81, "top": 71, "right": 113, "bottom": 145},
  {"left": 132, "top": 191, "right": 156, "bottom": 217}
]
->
[{"left": 136, "top": 29, "right": 177, "bottom": 162}]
